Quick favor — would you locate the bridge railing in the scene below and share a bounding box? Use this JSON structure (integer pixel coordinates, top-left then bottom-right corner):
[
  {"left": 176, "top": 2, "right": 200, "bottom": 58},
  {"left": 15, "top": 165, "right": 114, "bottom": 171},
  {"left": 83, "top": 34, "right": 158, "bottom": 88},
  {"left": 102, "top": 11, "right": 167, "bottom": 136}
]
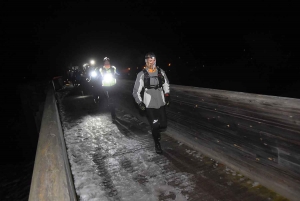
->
[{"left": 29, "top": 78, "right": 77, "bottom": 201}]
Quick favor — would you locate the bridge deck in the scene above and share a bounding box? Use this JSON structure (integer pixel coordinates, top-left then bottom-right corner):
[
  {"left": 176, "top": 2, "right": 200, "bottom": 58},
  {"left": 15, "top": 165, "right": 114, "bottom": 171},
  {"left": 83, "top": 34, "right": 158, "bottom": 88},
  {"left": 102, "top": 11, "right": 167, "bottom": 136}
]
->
[{"left": 57, "top": 86, "right": 288, "bottom": 201}]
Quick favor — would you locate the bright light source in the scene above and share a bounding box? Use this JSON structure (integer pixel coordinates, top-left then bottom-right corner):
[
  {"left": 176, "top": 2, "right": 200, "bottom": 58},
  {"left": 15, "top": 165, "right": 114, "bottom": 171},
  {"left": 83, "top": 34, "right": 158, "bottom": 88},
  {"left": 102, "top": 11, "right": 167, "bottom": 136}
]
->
[
  {"left": 90, "top": 60, "right": 95, "bottom": 65},
  {"left": 128, "top": 68, "right": 130, "bottom": 70},
  {"left": 104, "top": 73, "right": 113, "bottom": 82},
  {"left": 168, "top": 63, "right": 171, "bottom": 66},
  {"left": 91, "top": 71, "right": 97, "bottom": 77}
]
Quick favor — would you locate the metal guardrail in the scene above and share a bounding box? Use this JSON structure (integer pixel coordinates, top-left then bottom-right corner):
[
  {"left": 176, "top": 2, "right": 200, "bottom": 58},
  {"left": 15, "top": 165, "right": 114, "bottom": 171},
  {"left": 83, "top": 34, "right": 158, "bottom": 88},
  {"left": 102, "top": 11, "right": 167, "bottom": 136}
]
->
[{"left": 29, "top": 81, "right": 77, "bottom": 201}]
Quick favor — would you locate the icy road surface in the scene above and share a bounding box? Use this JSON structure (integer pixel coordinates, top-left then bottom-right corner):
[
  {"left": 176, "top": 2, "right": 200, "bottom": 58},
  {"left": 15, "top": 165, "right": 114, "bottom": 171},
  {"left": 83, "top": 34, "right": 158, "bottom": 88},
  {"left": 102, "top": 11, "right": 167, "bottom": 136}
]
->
[{"left": 57, "top": 86, "right": 287, "bottom": 201}]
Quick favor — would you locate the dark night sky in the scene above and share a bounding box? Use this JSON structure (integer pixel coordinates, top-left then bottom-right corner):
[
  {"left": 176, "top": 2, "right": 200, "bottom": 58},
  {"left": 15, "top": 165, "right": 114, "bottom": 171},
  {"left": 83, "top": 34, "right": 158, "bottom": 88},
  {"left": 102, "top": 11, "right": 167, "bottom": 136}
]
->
[{"left": 1, "top": 0, "right": 299, "bottom": 95}]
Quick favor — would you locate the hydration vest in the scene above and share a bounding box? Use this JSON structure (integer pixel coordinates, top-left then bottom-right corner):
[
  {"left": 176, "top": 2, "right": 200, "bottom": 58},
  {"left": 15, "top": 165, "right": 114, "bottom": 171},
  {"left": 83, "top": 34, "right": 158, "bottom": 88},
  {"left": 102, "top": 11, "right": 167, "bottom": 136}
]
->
[{"left": 143, "top": 67, "right": 165, "bottom": 89}]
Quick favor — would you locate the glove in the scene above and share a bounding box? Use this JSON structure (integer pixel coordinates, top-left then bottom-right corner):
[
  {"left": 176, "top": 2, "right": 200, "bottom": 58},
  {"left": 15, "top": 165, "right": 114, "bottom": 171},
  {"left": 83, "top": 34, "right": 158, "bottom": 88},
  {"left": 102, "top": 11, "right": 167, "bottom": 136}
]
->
[
  {"left": 165, "top": 94, "right": 170, "bottom": 106},
  {"left": 139, "top": 102, "right": 146, "bottom": 111}
]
